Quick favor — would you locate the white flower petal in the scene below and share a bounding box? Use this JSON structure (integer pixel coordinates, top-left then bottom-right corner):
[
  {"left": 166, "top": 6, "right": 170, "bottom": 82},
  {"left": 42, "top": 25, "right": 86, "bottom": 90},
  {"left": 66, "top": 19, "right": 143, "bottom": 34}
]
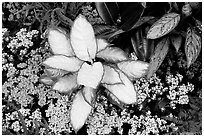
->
[{"left": 70, "top": 15, "right": 97, "bottom": 62}]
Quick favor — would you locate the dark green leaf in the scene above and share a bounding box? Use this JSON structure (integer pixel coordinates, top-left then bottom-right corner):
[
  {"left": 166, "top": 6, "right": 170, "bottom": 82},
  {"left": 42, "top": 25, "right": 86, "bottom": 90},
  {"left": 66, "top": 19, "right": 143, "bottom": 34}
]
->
[
  {"left": 130, "top": 16, "right": 155, "bottom": 30},
  {"left": 170, "top": 34, "right": 182, "bottom": 52}
]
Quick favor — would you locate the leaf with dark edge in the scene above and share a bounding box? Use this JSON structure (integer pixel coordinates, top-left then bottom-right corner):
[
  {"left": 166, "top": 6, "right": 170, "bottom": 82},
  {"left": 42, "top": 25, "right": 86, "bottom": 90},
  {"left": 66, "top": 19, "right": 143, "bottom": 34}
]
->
[
  {"left": 147, "top": 37, "right": 170, "bottom": 79},
  {"left": 81, "top": 86, "right": 96, "bottom": 107},
  {"left": 170, "top": 34, "right": 182, "bottom": 52},
  {"left": 147, "top": 13, "right": 180, "bottom": 39},
  {"left": 105, "top": 89, "right": 124, "bottom": 109},
  {"left": 95, "top": 2, "right": 120, "bottom": 25},
  {"left": 185, "top": 27, "right": 201, "bottom": 68}
]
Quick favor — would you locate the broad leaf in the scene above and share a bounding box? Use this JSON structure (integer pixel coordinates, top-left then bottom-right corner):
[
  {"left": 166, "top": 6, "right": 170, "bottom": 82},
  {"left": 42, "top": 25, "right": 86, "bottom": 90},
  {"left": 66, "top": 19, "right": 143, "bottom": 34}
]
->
[
  {"left": 147, "top": 37, "right": 170, "bottom": 79},
  {"left": 147, "top": 13, "right": 180, "bottom": 39},
  {"left": 45, "top": 68, "right": 68, "bottom": 79},
  {"left": 131, "top": 16, "right": 155, "bottom": 30},
  {"left": 101, "top": 65, "right": 122, "bottom": 85},
  {"left": 170, "top": 34, "right": 182, "bottom": 52},
  {"left": 70, "top": 91, "right": 92, "bottom": 132},
  {"left": 53, "top": 73, "right": 78, "bottom": 93},
  {"left": 185, "top": 27, "right": 201, "bottom": 68},
  {"left": 70, "top": 15, "right": 97, "bottom": 62},
  {"left": 95, "top": 2, "right": 120, "bottom": 25},
  {"left": 43, "top": 55, "right": 83, "bottom": 72},
  {"left": 96, "top": 47, "right": 128, "bottom": 63},
  {"left": 96, "top": 39, "right": 110, "bottom": 52},
  {"left": 103, "top": 70, "right": 137, "bottom": 104},
  {"left": 77, "top": 62, "right": 104, "bottom": 88},
  {"left": 81, "top": 86, "right": 96, "bottom": 107},
  {"left": 117, "top": 60, "right": 149, "bottom": 80},
  {"left": 39, "top": 75, "right": 55, "bottom": 86},
  {"left": 47, "top": 27, "right": 74, "bottom": 56}
]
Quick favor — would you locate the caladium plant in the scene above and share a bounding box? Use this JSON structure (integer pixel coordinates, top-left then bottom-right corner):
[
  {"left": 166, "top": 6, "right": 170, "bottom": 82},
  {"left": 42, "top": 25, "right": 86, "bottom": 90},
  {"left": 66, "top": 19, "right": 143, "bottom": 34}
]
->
[{"left": 40, "top": 14, "right": 149, "bottom": 133}]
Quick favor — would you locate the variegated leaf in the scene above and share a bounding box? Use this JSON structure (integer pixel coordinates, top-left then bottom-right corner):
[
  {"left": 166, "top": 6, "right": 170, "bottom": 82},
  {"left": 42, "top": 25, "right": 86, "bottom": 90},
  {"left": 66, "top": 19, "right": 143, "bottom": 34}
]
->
[
  {"left": 103, "top": 70, "right": 137, "bottom": 104},
  {"left": 96, "top": 47, "right": 128, "bottom": 63},
  {"left": 77, "top": 62, "right": 104, "bottom": 88},
  {"left": 147, "top": 13, "right": 180, "bottom": 39},
  {"left": 43, "top": 55, "right": 83, "bottom": 72},
  {"left": 117, "top": 60, "right": 149, "bottom": 80},
  {"left": 70, "top": 14, "right": 97, "bottom": 62},
  {"left": 105, "top": 89, "right": 124, "bottom": 109},
  {"left": 101, "top": 65, "right": 122, "bottom": 85},
  {"left": 147, "top": 37, "right": 170, "bottom": 79},
  {"left": 185, "top": 27, "right": 201, "bottom": 68},
  {"left": 170, "top": 34, "right": 182, "bottom": 52},
  {"left": 45, "top": 68, "right": 68, "bottom": 78},
  {"left": 70, "top": 91, "right": 92, "bottom": 132},
  {"left": 97, "top": 39, "right": 110, "bottom": 52},
  {"left": 47, "top": 27, "right": 74, "bottom": 56},
  {"left": 53, "top": 73, "right": 78, "bottom": 93},
  {"left": 39, "top": 75, "right": 55, "bottom": 86},
  {"left": 81, "top": 86, "right": 96, "bottom": 107}
]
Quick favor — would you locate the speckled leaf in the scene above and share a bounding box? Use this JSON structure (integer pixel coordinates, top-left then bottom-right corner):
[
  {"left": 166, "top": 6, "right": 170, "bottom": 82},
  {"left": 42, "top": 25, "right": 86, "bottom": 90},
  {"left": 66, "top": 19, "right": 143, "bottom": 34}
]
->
[
  {"left": 53, "top": 73, "right": 78, "bottom": 93},
  {"left": 96, "top": 47, "right": 128, "bottom": 63},
  {"left": 77, "top": 62, "right": 104, "bottom": 88},
  {"left": 70, "top": 91, "right": 92, "bottom": 132},
  {"left": 43, "top": 55, "right": 83, "bottom": 72},
  {"left": 103, "top": 69, "right": 137, "bottom": 104},
  {"left": 147, "top": 37, "right": 170, "bottom": 79},
  {"left": 39, "top": 75, "right": 55, "bottom": 86},
  {"left": 170, "top": 34, "right": 182, "bottom": 52},
  {"left": 147, "top": 13, "right": 180, "bottom": 39},
  {"left": 47, "top": 27, "right": 74, "bottom": 56},
  {"left": 101, "top": 65, "right": 122, "bottom": 85},
  {"left": 185, "top": 27, "right": 201, "bottom": 68},
  {"left": 70, "top": 15, "right": 97, "bottom": 62},
  {"left": 81, "top": 86, "right": 96, "bottom": 107},
  {"left": 117, "top": 60, "right": 149, "bottom": 80}
]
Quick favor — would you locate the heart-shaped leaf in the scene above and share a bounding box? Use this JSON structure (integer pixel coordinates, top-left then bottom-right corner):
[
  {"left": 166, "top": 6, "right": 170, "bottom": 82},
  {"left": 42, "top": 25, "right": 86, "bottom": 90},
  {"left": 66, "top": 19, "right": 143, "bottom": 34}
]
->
[
  {"left": 103, "top": 70, "right": 137, "bottom": 104},
  {"left": 95, "top": 2, "right": 120, "bottom": 25},
  {"left": 39, "top": 75, "right": 55, "bottom": 86},
  {"left": 43, "top": 55, "right": 83, "bottom": 72},
  {"left": 96, "top": 39, "right": 110, "bottom": 52},
  {"left": 81, "top": 86, "right": 96, "bottom": 107},
  {"left": 47, "top": 27, "right": 74, "bottom": 56},
  {"left": 101, "top": 65, "right": 122, "bottom": 85},
  {"left": 147, "top": 13, "right": 180, "bottom": 39},
  {"left": 70, "top": 91, "right": 92, "bottom": 132},
  {"left": 96, "top": 47, "right": 128, "bottom": 63},
  {"left": 70, "top": 14, "right": 97, "bottom": 62},
  {"left": 147, "top": 37, "right": 170, "bottom": 79},
  {"left": 77, "top": 62, "right": 104, "bottom": 88},
  {"left": 117, "top": 60, "right": 149, "bottom": 80},
  {"left": 53, "top": 73, "right": 78, "bottom": 93},
  {"left": 170, "top": 34, "right": 182, "bottom": 52},
  {"left": 185, "top": 27, "right": 201, "bottom": 68}
]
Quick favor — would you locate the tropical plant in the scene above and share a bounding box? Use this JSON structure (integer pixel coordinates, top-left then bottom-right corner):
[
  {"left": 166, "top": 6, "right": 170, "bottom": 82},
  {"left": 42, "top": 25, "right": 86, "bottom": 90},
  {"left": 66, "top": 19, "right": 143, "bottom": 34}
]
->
[{"left": 39, "top": 14, "right": 149, "bottom": 132}]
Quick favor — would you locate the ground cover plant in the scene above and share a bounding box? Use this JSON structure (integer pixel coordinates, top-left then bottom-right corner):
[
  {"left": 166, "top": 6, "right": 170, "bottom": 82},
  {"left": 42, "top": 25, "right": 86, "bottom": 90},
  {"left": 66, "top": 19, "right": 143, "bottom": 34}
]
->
[{"left": 2, "top": 2, "right": 202, "bottom": 135}]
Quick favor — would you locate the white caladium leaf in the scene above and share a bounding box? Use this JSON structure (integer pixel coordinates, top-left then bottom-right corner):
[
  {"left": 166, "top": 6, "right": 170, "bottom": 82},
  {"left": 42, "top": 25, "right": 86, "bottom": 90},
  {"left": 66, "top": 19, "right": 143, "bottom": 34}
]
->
[
  {"left": 47, "top": 27, "right": 74, "bottom": 56},
  {"left": 103, "top": 70, "right": 137, "bottom": 104},
  {"left": 77, "top": 62, "right": 104, "bottom": 88},
  {"left": 70, "top": 91, "right": 92, "bottom": 132},
  {"left": 147, "top": 13, "right": 180, "bottom": 39},
  {"left": 43, "top": 55, "right": 83, "bottom": 72},
  {"left": 70, "top": 14, "right": 97, "bottom": 62},
  {"left": 96, "top": 47, "right": 128, "bottom": 63},
  {"left": 101, "top": 65, "right": 122, "bottom": 85},
  {"left": 81, "top": 86, "right": 96, "bottom": 107},
  {"left": 117, "top": 60, "right": 149, "bottom": 80},
  {"left": 39, "top": 75, "right": 55, "bottom": 86},
  {"left": 53, "top": 73, "right": 78, "bottom": 93},
  {"left": 97, "top": 39, "right": 109, "bottom": 52}
]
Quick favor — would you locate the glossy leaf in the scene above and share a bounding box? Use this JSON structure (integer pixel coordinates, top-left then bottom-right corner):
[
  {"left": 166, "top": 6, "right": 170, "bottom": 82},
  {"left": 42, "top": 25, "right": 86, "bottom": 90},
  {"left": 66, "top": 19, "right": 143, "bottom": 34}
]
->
[
  {"left": 96, "top": 39, "right": 110, "bottom": 52},
  {"left": 77, "top": 62, "right": 104, "bottom": 89},
  {"left": 70, "top": 91, "right": 92, "bottom": 132},
  {"left": 43, "top": 55, "right": 83, "bottom": 72},
  {"left": 147, "top": 13, "right": 180, "bottom": 39},
  {"left": 101, "top": 65, "right": 122, "bottom": 85},
  {"left": 170, "top": 34, "right": 182, "bottom": 52},
  {"left": 70, "top": 15, "right": 97, "bottom": 62},
  {"left": 96, "top": 47, "right": 128, "bottom": 63},
  {"left": 185, "top": 27, "right": 201, "bottom": 68},
  {"left": 95, "top": 2, "right": 120, "bottom": 25},
  {"left": 81, "top": 86, "right": 96, "bottom": 107},
  {"left": 47, "top": 27, "right": 74, "bottom": 56},
  {"left": 39, "top": 75, "right": 55, "bottom": 86},
  {"left": 117, "top": 60, "right": 149, "bottom": 80},
  {"left": 53, "top": 73, "right": 78, "bottom": 93},
  {"left": 103, "top": 69, "right": 137, "bottom": 104},
  {"left": 147, "top": 37, "right": 170, "bottom": 79}
]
